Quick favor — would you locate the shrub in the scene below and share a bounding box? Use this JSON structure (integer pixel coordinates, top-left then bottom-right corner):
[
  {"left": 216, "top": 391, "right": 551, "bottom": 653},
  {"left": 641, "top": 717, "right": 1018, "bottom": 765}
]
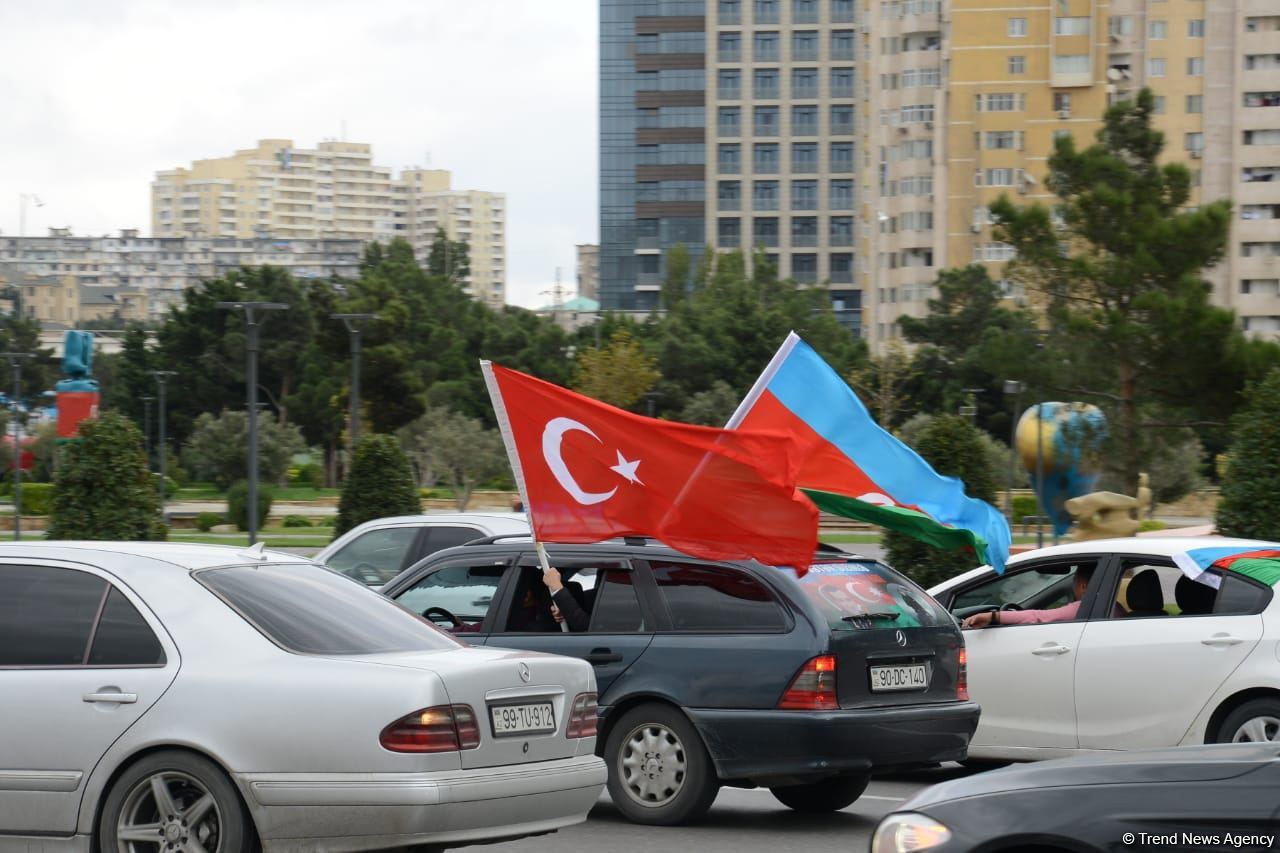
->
[
  {"left": 183, "top": 410, "right": 305, "bottom": 489},
  {"left": 195, "top": 512, "right": 223, "bottom": 532},
  {"left": 290, "top": 462, "right": 325, "bottom": 488},
  {"left": 48, "top": 413, "right": 165, "bottom": 540},
  {"left": 1138, "top": 519, "right": 1167, "bottom": 532},
  {"left": 18, "top": 482, "right": 54, "bottom": 516},
  {"left": 282, "top": 515, "right": 312, "bottom": 528},
  {"left": 1011, "top": 495, "right": 1040, "bottom": 522},
  {"left": 334, "top": 435, "right": 420, "bottom": 537},
  {"left": 1217, "top": 370, "right": 1280, "bottom": 540},
  {"left": 227, "top": 480, "right": 274, "bottom": 532}
]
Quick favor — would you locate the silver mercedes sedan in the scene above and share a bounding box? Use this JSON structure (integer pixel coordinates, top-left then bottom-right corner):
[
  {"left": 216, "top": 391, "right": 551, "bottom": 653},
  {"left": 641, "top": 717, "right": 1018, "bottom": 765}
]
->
[{"left": 0, "top": 542, "right": 606, "bottom": 852}]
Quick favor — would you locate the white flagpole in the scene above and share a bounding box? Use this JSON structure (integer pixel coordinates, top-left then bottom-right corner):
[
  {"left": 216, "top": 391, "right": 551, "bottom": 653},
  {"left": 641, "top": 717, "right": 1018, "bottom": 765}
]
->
[
  {"left": 481, "top": 359, "right": 556, "bottom": 577},
  {"left": 724, "top": 330, "right": 802, "bottom": 429}
]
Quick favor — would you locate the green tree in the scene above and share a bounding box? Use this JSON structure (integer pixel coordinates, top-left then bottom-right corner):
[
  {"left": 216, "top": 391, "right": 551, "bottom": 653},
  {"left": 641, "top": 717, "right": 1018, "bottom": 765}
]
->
[
  {"left": 991, "top": 90, "right": 1241, "bottom": 493},
  {"left": 571, "top": 329, "right": 662, "bottom": 410},
  {"left": 849, "top": 339, "right": 919, "bottom": 430},
  {"left": 678, "top": 380, "right": 741, "bottom": 426},
  {"left": 334, "top": 434, "right": 421, "bottom": 537},
  {"left": 661, "top": 243, "right": 692, "bottom": 310},
  {"left": 48, "top": 413, "right": 164, "bottom": 540},
  {"left": 182, "top": 410, "right": 305, "bottom": 489},
  {"left": 1217, "top": 371, "right": 1280, "bottom": 539},
  {"left": 398, "top": 408, "right": 511, "bottom": 509},
  {"left": 885, "top": 415, "right": 998, "bottom": 587},
  {"left": 426, "top": 227, "right": 471, "bottom": 286}
]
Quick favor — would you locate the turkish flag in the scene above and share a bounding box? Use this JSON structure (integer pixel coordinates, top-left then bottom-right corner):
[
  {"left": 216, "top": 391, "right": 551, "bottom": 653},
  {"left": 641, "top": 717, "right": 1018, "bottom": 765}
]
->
[{"left": 483, "top": 363, "right": 819, "bottom": 571}]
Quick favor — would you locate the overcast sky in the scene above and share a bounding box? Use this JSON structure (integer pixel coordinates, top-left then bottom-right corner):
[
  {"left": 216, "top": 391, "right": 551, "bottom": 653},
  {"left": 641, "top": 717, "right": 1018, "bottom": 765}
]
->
[{"left": 0, "top": 0, "right": 597, "bottom": 308}]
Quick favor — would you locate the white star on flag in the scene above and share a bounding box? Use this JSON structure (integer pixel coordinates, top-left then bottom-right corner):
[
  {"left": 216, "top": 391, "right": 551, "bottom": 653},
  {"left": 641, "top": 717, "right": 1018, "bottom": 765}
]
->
[{"left": 610, "top": 450, "right": 643, "bottom": 485}]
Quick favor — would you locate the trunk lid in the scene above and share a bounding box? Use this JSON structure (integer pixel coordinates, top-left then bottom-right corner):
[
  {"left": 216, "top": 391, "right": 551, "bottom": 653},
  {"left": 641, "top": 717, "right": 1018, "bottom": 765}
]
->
[
  {"left": 355, "top": 646, "right": 596, "bottom": 769},
  {"left": 791, "top": 560, "right": 965, "bottom": 709}
]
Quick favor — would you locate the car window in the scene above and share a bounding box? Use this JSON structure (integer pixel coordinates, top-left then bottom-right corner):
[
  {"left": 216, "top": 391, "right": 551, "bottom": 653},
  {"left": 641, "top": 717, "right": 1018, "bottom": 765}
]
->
[
  {"left": 420, "top": 526, "right": 486, "bottom": 557},
  {"left": 326, "top": 527, "right": 419, "bottom": 585},
  {"left": 791, "top": 560, "right": 952, "bottom": 630},
  {"left": 1214, "top": 573, "right": 1273, "bottom": 615},
  {"left": 395, "top": 563, "right": 506, "bottom": 629},
  {"left": 1110, "top": 561, "right": 1183, "bottom": 617},
  {"left": 951, "top": 564, "right": 1079, "bottom": 613},
  {"left": 88, "top": 587, "right": 166, "bottom": 666},
  {"left": 650, "top": 561, "right": 786, "bottom": 632},
  {"left": 0, "top": 564, "right": 106, "bottom": 667},
  {"left": 198, "top": 563, "right": 461, "bottom": 655},
  {"left": 590, "top": 570, "right": 646, "bottom": 633}
]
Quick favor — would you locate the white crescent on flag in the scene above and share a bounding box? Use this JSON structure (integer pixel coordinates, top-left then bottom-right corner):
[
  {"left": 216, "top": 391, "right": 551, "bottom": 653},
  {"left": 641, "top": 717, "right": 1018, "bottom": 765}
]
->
[{"left": 542, "top": 417, "right": 618, "bottom": 506}]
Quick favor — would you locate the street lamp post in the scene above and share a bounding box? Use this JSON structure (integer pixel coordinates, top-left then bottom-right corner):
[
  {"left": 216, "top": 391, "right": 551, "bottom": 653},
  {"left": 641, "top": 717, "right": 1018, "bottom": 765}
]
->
[
  {"left": 1036, "top": 402, "right": 1046, "bottom": 548},
  {"left": 140, "top": 395, "right": 155, "bottom": 469},
  {"left": 1002, "top": 380, "right": 1024, "bottom": 522},
  {"left": 1, "top": 353, "right": 33, "bottom": 541},
  {"left": 331, "top": 313, "right": 377, "bottom": 459},
  {"left": 151, "top": 371, "right": 176, "bottom": 511},
  {"left": 218, "top": 302, "right": 288, "bottom": 545},
  {"left": 644, "top": 391, "right": 659, "bottom": 418}
]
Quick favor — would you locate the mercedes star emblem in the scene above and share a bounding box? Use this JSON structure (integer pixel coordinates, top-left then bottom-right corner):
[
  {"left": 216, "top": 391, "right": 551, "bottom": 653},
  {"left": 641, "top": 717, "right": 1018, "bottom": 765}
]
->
[
  {"left": 518, "top": 662, "right": 531, "bottom": 683},
  {"left": 895, "top": 630, "right": 907, "bottom": 647}
]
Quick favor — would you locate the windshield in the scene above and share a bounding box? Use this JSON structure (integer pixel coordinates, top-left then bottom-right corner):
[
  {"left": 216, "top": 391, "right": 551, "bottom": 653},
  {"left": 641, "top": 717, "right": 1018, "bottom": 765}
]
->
[
  {"left": 789, "top": 560, "right": 952, "bottom": 631},
  {"left": 198, "top": 563, "right": 462, "bottom": 655}
]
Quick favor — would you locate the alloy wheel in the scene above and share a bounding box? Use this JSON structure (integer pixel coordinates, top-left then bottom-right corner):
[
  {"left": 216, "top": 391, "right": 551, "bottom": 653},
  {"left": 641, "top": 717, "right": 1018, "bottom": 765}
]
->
[
  {"left": 1232, "top": 715, "right": 1280, "bottom": 743},
  {"left": 116, "top": 770, "right": 223, "bottom": 853},
  {"left": 618, "top": 722, "right": 688, "bottom": 808}
]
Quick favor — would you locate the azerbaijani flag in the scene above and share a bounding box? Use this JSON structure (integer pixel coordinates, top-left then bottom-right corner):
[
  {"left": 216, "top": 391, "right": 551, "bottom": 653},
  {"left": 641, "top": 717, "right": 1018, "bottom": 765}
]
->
[
  {"left": 1173, "top": 545, "right": 1280, "bottom": 589},
  {"left": 729, "top": 332, "right": 1013, "bottom": 573}
]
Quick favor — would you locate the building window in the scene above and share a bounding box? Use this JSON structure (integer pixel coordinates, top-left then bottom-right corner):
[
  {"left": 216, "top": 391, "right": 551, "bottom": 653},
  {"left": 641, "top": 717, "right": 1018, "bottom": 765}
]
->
[
  {"left": 794, "top": 0, "right": 819, "bottom": 23},
  {"left": 978, "top": 93, "right": 1026, "bottom": 112},
  {"left": 831, "top": 30, "right": 856, "bottom": 60},
  {"left": 977, "top": 168, "right": 1020, "bottom": 186},
  {"left": 830, "top": 216, "right": 854, "bottom": 246},
  {"left": 791, "top": 254, "right": 819, "bottom": 282},
  {"left": 718, "top": 217, "right": 741, "bottom": 247},
  {"left": 719, "top": 143, "right": 742, "bottom": 173},
  {"left": 1187, "top": 57, "right": 1204, "bottom": 76},
  {"left": 1148, "top": 58, "right": 1167, "bottom": 77},
  {"left": 754, "top": 68, "right": 781, "bottom": 98},
  {"left": 753, "top": 180, "right": 780, "bottom": 210},
  {"left": 753, "top": 31, "right": 780, "bottom": 61},
  {"left": 1148, "top": 20, "right": 1167, "bottom": 39},
  {"left": 1244, "top": 129, "right": 1280, "bottom": 146},
  {"left": 831, "top": 142, "right": 855, "bottom": 172},
  {"left": 1110, "top": 15, "right": 1133, "bottom": 36},
  {"left": 754, "top": 105, "right": 780, "bottom": 135},
  {"left": 792, "top": 216, "right": 819, "bottom": 246},
  {"left": 718, "top": 106, "right": 741, "bottom": 136},
  {"left": 719, "top": 0, "right": 742, "bottom": 24},
  {"left": 830, "top": 179, "right": 855, "bottom": 209},
  {"left": 831, "top": 67, "right": 856, "bottom": 97},
  {"left": 755, "top": 0, "right": 780, "bottom": 24},
  {"left": 1244, "top": 92, "right": 1280, "bottom": 107},
  {"left": 719, "top": 32, "right": 742, "bottom": 61},
  {"left": 1241, "top": 279, "right": 1280, "bottom": 296},
  {"left": 1188, "top": 19, "right": 1204, "bottom": 37},
  {"left": 792, "top": 142, "right": 819, "bottom": 173},
  {"left": 1055, "top": 16, "right": 1090, "bottom": 35},
  {"left": 792, "top": 30, "right": 820, "bottom": 61},
  {"left": 754, "top": 143, "right": 781, "bottom": 173},
  {"left": 753, "top": 217, "right": 780, "bottom": 247},
  {"left": 1186, "top": 95, "right": 1203, "bottom": 114},
  {"left": 718, "top": 69, "right": 742, "bottom": 99},
  {"left": 1054, "top": 55, "right": 1090, "bottom": 75},
  {"left": 831, "top": 0, "right": 855, "bottom": 23},
  {"left": 792, "top": 105, "right": 819, "bottom": 135},
  {"left": 830, "top": 104, "right": 855, "bottom": 134},
  {"left": 983, "top": 130, "right": 1022, "bottom": 149},
  {"left": 1185, "top": 132, "right": 1204, "bottom": 152},
  {"left": 1008, "top": 17, "right": 1027, "bottom": 37},
  {"left": 1008, "top": 55, "right": 1026, "bottom": 74},
  {"left": 792, "top": 182, "right": 819, "bottom": 211},
  {"left": 718, "top": 181, "right": 742, "bottom": 211},
  {"left": 792, "top": 68, "right": 819, "bottom": 99}
]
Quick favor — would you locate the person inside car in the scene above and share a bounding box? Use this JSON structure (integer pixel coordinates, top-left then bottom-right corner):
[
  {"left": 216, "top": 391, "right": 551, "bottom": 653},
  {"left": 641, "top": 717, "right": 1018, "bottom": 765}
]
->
[
  {"left": 962, "top": 563, "right": 1097, "bottom": 628},
  {"left": 541, "top": 565, "right": 590, "bottom": 632}
]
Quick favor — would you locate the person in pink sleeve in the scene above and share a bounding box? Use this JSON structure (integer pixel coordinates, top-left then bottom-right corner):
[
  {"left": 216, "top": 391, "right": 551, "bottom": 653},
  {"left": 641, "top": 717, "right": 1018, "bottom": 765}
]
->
[{"left": 962, "top": 563, "right": 1096, "bottom": 629}]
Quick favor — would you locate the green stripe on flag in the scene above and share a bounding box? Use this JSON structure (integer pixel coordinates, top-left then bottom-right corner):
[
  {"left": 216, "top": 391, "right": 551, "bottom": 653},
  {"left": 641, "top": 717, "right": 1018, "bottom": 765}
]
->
[
  {"left": 1227, "top": 557, "right": 1280, "bottom": 587},
  {"left": 803, "top": 488, "right": 990, "bottom": 564}
]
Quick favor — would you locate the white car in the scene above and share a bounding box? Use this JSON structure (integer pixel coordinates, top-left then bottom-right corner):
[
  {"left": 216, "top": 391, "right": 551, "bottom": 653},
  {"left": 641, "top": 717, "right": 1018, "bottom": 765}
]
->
[
  {"left": 927, "top": 536, "right": 1280, "bottom": 760},
  {"left": 317, "top": 512, "right": 530, "bottom": 586},
  {"left": 0, "top": 542, "right": 605, "bottom": 852}
]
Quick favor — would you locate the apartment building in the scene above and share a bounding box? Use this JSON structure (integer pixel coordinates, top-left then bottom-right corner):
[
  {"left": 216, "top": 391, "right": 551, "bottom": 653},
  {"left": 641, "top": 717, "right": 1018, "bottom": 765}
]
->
[
  {"left": 860, "top": 0, "right": 1280, "bottom": 348},
  {"left": 600, "top": 0, "right": 863, "bottom": 329},
  {"left": 1, "top": 230, "right": 363, "bottom": 322},
  {"left": 153, "top": 141, "right": 508, "bottom": 306}
]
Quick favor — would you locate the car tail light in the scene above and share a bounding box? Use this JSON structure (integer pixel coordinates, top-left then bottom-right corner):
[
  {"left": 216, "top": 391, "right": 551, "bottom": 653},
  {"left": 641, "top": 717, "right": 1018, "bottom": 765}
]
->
[
  {"left": 956, "top": 648, "right": 969, "bottom": 701},
  {"left": 778, "top": 655, "right": 838, "bottom": 710},
  {"left": 566, "top": 692, "right": 598, "bottom": 738},
  {"left": 380, "top": 704, "right": 481, "bottom": 753}
]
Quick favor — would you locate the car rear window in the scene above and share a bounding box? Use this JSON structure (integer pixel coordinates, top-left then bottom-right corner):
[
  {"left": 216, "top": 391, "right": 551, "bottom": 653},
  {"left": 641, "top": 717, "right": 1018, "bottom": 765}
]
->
[
  {"left": 790, "top": 561, "right": 952, "bottom": 631},
  {"left": 198, "top": 563, "right": 462, "bottom": 655}
]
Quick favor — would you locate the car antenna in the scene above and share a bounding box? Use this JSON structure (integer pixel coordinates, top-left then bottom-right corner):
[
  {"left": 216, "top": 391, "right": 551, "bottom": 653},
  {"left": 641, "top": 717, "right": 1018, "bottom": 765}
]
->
[{"left": 239, "top": 542, "right": 269, "bottom": 561}]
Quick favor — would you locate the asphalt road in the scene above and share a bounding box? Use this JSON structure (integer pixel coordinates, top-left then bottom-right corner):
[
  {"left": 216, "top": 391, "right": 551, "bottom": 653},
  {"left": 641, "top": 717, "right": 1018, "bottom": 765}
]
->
[{"left": 479, "top": 764, "right": 973, "bottom": 853}]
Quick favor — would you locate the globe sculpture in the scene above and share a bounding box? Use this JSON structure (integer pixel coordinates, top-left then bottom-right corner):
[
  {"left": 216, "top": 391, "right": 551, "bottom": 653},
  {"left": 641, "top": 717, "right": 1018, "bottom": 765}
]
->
[{"left": 1015, "top": 402, "right": 1107, "bottom": 536}]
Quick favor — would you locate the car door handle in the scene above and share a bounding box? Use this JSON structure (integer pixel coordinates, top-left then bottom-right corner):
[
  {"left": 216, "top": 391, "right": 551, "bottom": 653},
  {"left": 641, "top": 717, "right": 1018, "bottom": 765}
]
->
[
  {"left": 1030, "top": 643, "right": 1071, "bottom": 656},
  {"left": 1202, "top": 634, "right": 1244, "bottom": 647},
  {"left": 584, "top": 648, "right": 623, "bottom": 665},
  {"left": 83, "top": 691, "right": 138, "bottom": 704}
]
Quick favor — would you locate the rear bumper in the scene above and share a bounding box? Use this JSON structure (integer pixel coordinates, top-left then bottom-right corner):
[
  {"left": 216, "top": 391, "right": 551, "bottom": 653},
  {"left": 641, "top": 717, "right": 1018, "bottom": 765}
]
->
[
  {"left": 237, "top": 754, "right": 607, "bottom": 852},
  {"left": 686, "top": 701, "right": 980, "bottom": 782}
]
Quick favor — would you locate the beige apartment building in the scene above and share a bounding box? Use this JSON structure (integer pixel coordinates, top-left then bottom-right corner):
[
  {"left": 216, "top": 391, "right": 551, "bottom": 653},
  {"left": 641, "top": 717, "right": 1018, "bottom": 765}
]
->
[
  {"left": 153, "top": 141, "right": 507, "bottom": 306},
  {"left": 860, "top": 0, "right": 1280, "bottom": 348}
]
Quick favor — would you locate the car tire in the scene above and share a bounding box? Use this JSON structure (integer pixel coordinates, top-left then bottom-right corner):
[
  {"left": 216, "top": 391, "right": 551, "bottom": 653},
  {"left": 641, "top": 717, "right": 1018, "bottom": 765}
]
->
[
  {"left": 1215, "top": 698, "right": 1280, "bottom": 744},
  {"left": 98, "top": 750, "right": 254, "bottom": 853},
  {"left": 769, "top": 773, "right": 870, "bottom": 812},
  {"left": 604, "top": 703, "right": 719, "bottom": 825}
]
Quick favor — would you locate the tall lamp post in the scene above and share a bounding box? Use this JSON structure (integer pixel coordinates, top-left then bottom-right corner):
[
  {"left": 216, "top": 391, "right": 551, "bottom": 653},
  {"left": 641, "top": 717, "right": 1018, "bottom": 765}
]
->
[
  {"left": 140, "top": 395, "right": 155, "bottom": 470},
  {"left": 1036, "top": 402, "right": 1046, "bottom": 548},
  {"left": 151, "top": 371, "right": 177, "bottom": 510},
  {"left": 1, "top": 352, "right": 33, "bottom": 541},
  {"left": 1002, "top": 380, "right": 1024, "bottom": 522},
  {"left": 218, "top": 302, "right": 288, "bottom": 545},
  {"left": 330, "top": 313, "right": 377, "bottom": 459}
]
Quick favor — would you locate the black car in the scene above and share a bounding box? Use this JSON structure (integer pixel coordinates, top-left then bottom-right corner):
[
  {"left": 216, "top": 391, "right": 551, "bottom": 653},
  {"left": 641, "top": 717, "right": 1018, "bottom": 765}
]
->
[
  {"left": 872, "top": 743, "right": 1280, "bottom": 853},
  {"left": 380, "top": 537, "right": 979, "bottom": 825}
]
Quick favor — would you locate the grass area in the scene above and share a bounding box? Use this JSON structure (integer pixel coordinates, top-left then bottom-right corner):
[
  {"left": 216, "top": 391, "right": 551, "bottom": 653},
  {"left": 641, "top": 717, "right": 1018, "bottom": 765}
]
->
[{"left": 172, "top": 485, "right": 342, "bottom": 501}]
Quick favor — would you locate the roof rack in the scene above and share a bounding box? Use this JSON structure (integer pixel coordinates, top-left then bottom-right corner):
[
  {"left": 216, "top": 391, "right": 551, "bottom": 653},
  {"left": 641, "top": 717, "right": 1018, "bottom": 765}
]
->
[{"left": 463, "top": 533, "right": 535, "bottom": 546}]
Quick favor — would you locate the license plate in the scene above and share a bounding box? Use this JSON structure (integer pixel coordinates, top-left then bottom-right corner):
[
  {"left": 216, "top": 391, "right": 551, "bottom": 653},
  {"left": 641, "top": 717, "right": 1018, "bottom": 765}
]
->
[
  {"left": 869, "top": 664, "right": 929, "bottom": 692},
  {"left": 490, "top": 702, "right": 556, "bottom": 736}
]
